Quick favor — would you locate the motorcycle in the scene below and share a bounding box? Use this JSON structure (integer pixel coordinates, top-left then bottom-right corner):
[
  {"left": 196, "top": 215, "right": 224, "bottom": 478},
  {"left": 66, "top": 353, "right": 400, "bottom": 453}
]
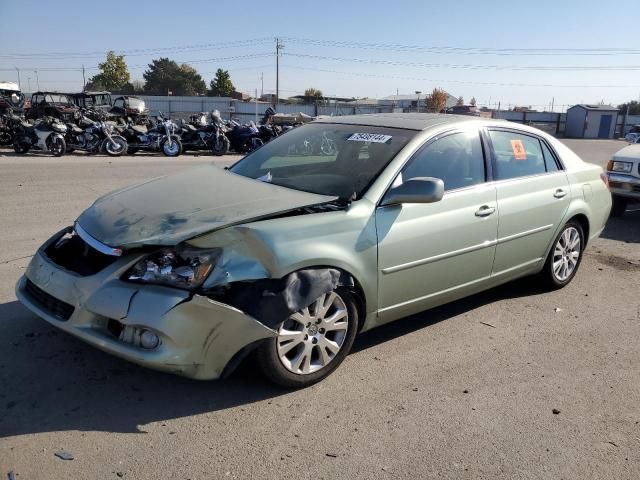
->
[
  {"left": 65, "top": 109, "right": 127, "bottom": 156},
  {"left": 179, "top": 111, "right": 229, "bottom": 156},
  {"left": 116, "top": 113, "right": 182, "bottom": 157},
  {"left": 0, "top": 108, "right": 24, "bottom": 146},
  {"left": 13, "top": 116, "right": 67, "bottom": 156},
  {"left": 225, "top": 120, "right": 263, "bottom": 154}
]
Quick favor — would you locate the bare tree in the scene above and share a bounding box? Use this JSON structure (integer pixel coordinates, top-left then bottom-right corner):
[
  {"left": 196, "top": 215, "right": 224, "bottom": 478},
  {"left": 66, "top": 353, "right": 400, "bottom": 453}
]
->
[
  {"left": 456, "top": 96, "right": 464, "bottom": 106},
  {"left": 470, "top": 96, "right": 477, "bottom": 106}
]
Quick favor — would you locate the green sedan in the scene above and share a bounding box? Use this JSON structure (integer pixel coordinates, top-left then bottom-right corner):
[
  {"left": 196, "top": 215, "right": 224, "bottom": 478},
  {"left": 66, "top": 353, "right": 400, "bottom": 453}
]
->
[{"left": 16, "top": 114, "right": 612, "bottom": 387}]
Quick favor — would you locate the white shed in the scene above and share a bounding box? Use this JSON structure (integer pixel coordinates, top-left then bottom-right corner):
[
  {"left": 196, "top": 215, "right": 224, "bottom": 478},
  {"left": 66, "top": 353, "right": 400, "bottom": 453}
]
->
[{"left": 565, "top": 104, "right": 618, "bottom": 139}]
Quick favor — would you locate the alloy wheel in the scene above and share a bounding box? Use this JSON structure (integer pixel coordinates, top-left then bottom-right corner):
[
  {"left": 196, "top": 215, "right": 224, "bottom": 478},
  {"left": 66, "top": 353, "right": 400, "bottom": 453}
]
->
[
  {"left": 552, "top": 226, "right": 581, "bottom": 282},
  {"left": 276, "top": 291, "right": 349, "bottom": 375}
]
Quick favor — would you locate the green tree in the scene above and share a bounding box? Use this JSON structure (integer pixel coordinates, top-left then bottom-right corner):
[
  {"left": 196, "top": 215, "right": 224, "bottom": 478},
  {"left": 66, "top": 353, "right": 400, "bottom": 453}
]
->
[
  {"left": 470, "top": 96, "right": 477, "bottom": 106},
  {"left": 209, "top": 69, "right": 235, "bottom": 97},
  {"left": 426, "top": 88, "right": 448, "bottom": 113},
  {"left": 143, "top": 58, "right": 207, "bottom": 96},
  {"left": 304, "top": 87, "right": 323, "bottom": 103},
  {"left": 618, "top": 100, "right": 640, "bottom": 115},
  {"left": 86, "top": 51, "right": 130, "bottom": 91},
  {"left": 456, "top": 96, "right": 464, "bottom": 106}
]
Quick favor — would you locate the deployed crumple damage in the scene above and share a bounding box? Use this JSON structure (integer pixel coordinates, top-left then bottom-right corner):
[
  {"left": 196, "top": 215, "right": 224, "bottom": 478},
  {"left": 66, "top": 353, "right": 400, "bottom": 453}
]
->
[{"left": 76, "top": 164, "right": 337, "bottom": 248}]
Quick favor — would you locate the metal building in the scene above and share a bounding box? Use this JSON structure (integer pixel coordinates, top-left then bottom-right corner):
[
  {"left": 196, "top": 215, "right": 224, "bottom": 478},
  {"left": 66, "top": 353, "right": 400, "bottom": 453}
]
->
[{"left": 565, "top": 104, "right": 619, "bottom": 139}]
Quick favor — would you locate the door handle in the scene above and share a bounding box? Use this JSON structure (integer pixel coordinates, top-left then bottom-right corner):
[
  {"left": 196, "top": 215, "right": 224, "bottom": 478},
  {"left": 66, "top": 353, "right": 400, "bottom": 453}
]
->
[
  {"left": 475, "top": 205, "right": 496, "bottom": 217},
  {"left": 553, "top": 189, "right": 567, "bottom": 199}
]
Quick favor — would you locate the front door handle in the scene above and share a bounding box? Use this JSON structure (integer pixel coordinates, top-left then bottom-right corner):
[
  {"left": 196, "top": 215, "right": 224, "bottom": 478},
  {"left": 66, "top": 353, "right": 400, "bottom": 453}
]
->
[
  {"left": 554, "top": 189, "right": 567, "bottom": 199},
  {"left": 475, "top": 205, "right": 496, "bottom": 217}
]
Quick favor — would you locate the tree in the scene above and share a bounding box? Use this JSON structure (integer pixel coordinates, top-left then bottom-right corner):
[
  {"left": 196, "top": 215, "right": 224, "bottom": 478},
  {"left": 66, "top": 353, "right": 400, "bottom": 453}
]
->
[
  {"left": 86, "top": 51, "right": 130, "bottom": 91},
  {"left": 470, "top": 96, "right": 477, "bottom": 106},
  {"left": 426, "top": 88, "right": 448, "bottom": 113},
  {"left": 304, "top": 87, "right": 323, "bottom": 103},
  {"left": 456, "top": 96, "right": 464, "bottom": 106},
  {"left": 209, "top": 69, "right": 235, "bottom": 97},
  {"left": 143, "top": 58, "right": 207, "bottom": 96},
  {"left": 618, "top": 100, "right": 640, "bottom": 115}
]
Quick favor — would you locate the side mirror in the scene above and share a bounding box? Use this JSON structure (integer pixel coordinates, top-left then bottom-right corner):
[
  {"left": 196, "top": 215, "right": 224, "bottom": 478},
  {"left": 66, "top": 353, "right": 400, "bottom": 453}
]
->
[{"left": 381, "top": 177, "right": 444, "bottom": 206}]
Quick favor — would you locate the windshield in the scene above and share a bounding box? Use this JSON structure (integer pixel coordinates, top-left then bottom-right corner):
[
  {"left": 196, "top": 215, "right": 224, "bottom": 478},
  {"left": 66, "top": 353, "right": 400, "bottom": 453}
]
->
[
  {"left": 230, "top": 123, "right": 416, "bottom": 199},
  {"left": 45, "top": 94, "right": 73, "bottom": 105},
  {"left": 127, "top": 98, "right": 145, "bottom": 109}
]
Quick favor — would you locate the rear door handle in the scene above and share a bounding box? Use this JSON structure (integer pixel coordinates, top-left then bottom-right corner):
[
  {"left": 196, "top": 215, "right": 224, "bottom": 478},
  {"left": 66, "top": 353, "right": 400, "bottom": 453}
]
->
[
  {"left": 475, "top": 205, "right": 496, "bottom": 217},
  {"left": 554, "top": 189, "right": 567, "bottom": 199}
]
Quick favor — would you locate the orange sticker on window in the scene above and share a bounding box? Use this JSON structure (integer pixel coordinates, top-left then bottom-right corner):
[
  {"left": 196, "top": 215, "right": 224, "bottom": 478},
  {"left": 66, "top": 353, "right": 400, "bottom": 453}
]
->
[{"left": 510, "top": 139, "right": 527, "bottom": 161}]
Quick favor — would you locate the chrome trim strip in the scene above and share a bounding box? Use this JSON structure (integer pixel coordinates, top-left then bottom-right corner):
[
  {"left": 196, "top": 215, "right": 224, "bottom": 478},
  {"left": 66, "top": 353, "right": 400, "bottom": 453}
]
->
[
  {"left": 381, "top": 239, "right": 497, "bottom": 275},
  {"left": 74, "top": 222, "right": 122, "bottom": 257},
  {"left": 496, "top": 224, "right": 553, "bottom": 245},
  {"left": 381, "top": 224, "right": 552, "bottom": 275}
]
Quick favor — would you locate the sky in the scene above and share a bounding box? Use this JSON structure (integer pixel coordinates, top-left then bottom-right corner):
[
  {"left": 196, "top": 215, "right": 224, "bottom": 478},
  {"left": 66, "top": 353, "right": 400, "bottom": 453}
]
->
[{"left": 1, "top": 0, "right": 639, "bottom": 111}]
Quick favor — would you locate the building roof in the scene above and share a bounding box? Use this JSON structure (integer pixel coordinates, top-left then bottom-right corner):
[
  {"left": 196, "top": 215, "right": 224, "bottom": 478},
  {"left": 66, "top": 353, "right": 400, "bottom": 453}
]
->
[
  {"left": 570, "top": 104, "right": 619, "bottom": 112},
  {"left": 313, "top": 112, "right": 503, "bottom": 131}
]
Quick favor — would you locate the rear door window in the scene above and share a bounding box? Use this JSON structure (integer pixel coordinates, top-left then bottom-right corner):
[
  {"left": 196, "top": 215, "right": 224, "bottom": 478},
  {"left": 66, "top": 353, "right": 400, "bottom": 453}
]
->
[{"left": 489, "top": 131, "right": 546, "bottom": 180}]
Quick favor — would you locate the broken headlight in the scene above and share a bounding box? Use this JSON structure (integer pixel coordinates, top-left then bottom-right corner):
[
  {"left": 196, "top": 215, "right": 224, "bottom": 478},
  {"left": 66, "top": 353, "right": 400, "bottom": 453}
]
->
[{"left": 126, "top": 246, "right": 220, "bottom": 290}]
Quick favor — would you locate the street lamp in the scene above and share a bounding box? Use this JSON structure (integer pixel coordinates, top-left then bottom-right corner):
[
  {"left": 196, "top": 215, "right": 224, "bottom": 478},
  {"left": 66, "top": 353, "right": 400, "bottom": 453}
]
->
[{"left": 415, "top": 90, "right": 422, "bottom": 113}]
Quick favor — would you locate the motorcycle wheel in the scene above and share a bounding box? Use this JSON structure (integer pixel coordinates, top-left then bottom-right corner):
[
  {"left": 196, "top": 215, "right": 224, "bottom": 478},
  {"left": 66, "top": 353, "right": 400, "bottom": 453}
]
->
[
  {"left": 161, "top": 136, "right": 182, "bottom": 157},
  {"left": 210, "top": 135, "right": 230, "bottom": 156},
  {"left": 103, "top": 136, "right": 127, "bottom": 157},
  {"left": 49, "top": 136, "right": 66, "bottom": 157},
  {"left": 13, "top": 141, "right": 30, "bottom": 154}
]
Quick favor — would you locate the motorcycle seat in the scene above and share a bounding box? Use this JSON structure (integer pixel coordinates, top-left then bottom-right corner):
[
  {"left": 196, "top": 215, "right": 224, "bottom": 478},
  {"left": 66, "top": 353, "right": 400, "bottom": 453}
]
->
[{"left": 132, "top": 125, "right": 147, "bottom": 134}]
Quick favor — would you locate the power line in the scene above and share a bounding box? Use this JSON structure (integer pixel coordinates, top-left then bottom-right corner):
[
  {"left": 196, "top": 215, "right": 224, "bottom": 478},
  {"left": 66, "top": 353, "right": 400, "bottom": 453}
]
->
[
  {"left": 281, "top": 37, "right": 640, "bottom": 56},
  {"left": 283, "top": 52, "right": 640, "bottom": 71},
  {"left": 283, "top": 65, "right": 639, "bottom": 88}
]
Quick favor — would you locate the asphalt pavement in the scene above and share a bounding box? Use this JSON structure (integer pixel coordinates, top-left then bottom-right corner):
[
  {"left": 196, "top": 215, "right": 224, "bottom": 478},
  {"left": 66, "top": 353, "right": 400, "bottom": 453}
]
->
[{"left": 0, "top": 140, "right": 638, "bottom": 479}]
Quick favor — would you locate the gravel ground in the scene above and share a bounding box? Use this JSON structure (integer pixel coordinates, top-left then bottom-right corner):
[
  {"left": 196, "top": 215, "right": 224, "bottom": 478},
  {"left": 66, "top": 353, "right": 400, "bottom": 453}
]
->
[{"left": 0, "top": 140, "right": 638, "bottom": 480}]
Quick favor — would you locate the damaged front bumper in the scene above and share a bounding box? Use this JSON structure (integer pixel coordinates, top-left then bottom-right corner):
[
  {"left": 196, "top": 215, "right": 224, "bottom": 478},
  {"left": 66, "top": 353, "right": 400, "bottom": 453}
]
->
[{"left": 15, "top": 229, "right": 276, "bottom": 380}]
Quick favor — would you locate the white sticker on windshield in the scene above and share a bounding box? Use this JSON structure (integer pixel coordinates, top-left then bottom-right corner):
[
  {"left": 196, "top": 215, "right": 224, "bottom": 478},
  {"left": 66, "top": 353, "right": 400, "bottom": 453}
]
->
[{"left": 347, "top": 133, "right": 392, "bottom": 143}]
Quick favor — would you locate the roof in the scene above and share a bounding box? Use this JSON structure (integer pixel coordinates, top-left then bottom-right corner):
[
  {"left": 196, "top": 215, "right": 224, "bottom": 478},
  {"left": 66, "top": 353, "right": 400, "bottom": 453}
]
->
[
  {"left": 313, "top": 112, "right": 500, "bottom": 131},
  {"left": 569, "top": 104, "right": 619, "bottom": 112},
  {"left": 0, "top": 81, "right": 20, "bottom": 91},
  {"left": 68, "top": 91, "right": 111, "bottom": 96}
]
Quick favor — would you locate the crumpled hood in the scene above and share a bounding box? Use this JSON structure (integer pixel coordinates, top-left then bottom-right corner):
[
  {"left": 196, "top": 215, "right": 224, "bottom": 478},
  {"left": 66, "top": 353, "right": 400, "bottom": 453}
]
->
[{"left": 76, "top": 164, "right": 336, "bottom": 248}]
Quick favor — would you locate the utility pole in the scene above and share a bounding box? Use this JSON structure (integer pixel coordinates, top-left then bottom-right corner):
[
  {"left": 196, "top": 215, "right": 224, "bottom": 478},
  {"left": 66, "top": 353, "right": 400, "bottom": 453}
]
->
[
  {"left": 82, "top": 64, "right": 86, "bottom": 90},
  {"left": 34, "top": 70, "right": 40, "bottom": 91},
  {"left": 260, "top": 72, "right": 264, "bottom": 98},
  {"left": 550, "top": 97, "right": 555, "bottom": 112},
  {"left": 27, "top": 77, "right": 31, "bottom": 92},
  {"left": 275, "top": 38, "right": 284, "bottom": 106},
  {"left": 15, "top": 67, "right": 21, "bottom": 90}
]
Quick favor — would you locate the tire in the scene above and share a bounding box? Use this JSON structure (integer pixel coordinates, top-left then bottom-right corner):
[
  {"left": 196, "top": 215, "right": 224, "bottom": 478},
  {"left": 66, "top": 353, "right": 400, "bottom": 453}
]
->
[
  {"left": 610, "top": 195, "right": 627, "bottom": 217},
  {"left": 541, "top": 221, "right": 584, "bottom": 290},
  {"left": 13, "top": 141, "right": 29, "bottom": 154},
  {"left": 210, "top": 135, "right": 230, "bottom": 156},
  {"left": 48, "top": 136, "right": 66, "bottom": 157},
  {"left": 103, "top": 136, "right": 127, "bottom": 157},
  {"left": 256, "top": 287, "right": 359, "bottom": 388},
  {"left": 161, "top": 136, "right": 182, "bottom": 157}
]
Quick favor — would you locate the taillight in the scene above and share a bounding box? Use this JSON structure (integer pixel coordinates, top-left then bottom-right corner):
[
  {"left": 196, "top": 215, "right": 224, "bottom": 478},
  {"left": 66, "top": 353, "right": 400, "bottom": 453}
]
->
[{"left": 600, "top": 171, "right": 610, "bottom": 190}]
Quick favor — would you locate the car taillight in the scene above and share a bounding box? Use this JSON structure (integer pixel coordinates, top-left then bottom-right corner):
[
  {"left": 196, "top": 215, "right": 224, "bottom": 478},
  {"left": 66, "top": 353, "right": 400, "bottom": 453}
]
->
[{"left": 600, "top": 172, "right": 609, "bottom": 190}]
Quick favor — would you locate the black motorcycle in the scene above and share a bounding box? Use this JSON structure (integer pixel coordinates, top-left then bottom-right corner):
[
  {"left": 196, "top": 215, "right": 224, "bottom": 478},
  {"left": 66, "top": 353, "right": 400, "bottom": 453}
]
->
[
  {"left": 0, "top": 108, "right": 24, "bottom": 146},
  {"left": 65, "top": 109, "right": 127, "bottom": 156},
  {"left": 225, "top": 120, "right": 263, "bottom": 154},
  {"left": 13, "top": 116, "right": 67, "bottom": 156},
  {"left": 179, "top": 112, "right": 229, "bottom": 156},
  {"left": 116, "top": 114, "right": 182, "bottom": 157}
]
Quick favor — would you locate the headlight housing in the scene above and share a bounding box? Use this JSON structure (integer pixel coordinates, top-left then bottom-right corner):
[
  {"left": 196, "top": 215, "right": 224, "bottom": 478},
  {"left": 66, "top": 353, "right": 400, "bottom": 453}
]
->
[
  {"left": 607, "top": 160, "right": 632, "bottom": 173},
  {"left": 126, "top": 246, "right": 220, "bottom": 290}
]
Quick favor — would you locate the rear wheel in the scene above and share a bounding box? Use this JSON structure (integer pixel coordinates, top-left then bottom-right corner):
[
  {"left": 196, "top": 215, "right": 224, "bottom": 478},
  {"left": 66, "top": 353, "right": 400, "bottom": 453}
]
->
[
  {"left": 103, "top": 136, "right": 127, "bottom": 156},
  {"left": 541, "top": 221, "right": 584, "bottom": 290},
  {"left": 161, "top": 135, "right": 182, "bottom": 157},
  {"left": 610, "top": 195, "right": 627, "bottom": 217},
  {"left": 256, "top": 287, "right": 358, "bottom": 388},
  {"left": 13, "top": 141, "right": 29, "bottom": 154}
]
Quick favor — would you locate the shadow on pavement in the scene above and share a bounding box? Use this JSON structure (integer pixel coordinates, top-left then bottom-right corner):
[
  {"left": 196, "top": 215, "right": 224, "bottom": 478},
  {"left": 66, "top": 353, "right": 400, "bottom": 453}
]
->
[
  {"left": 600, "top": 206, "right": 640, "bottom": 244},
  {"left": 0, "top": 274, "right": 549, "bottom": 438}
]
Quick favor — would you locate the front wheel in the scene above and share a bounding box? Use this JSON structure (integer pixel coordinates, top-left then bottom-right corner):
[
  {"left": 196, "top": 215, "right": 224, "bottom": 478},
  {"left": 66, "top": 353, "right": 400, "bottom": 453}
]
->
[
  {"left": 541, "top": 221, "right": 584, "bottom": 290},
  {"left": 48, "top": 135, "right": 66, "bottom": 157},
  {"left": 610, "top": 195, "right": 627, "bottom": 217},
  {"left": 161, "top": 135, "right": 182, "bottom": 157},
  {"left": 13, "top": 140, "right": 30, "bottom": 154},
  {"left": 256, "top": 287, "right": 359, "bottom": 388},
  {"left": 103, "top": 136, "right": 127, "bottom": 156},
  {"left": 210, "top": 135, "right": 230, "bottom": 156}
]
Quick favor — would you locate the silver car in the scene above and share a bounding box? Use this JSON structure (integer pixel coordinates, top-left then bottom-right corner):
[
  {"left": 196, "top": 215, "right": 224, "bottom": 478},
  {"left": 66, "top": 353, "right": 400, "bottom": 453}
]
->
[{"left": 16, "top": 114, "right": 612, "bottom": 387}]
